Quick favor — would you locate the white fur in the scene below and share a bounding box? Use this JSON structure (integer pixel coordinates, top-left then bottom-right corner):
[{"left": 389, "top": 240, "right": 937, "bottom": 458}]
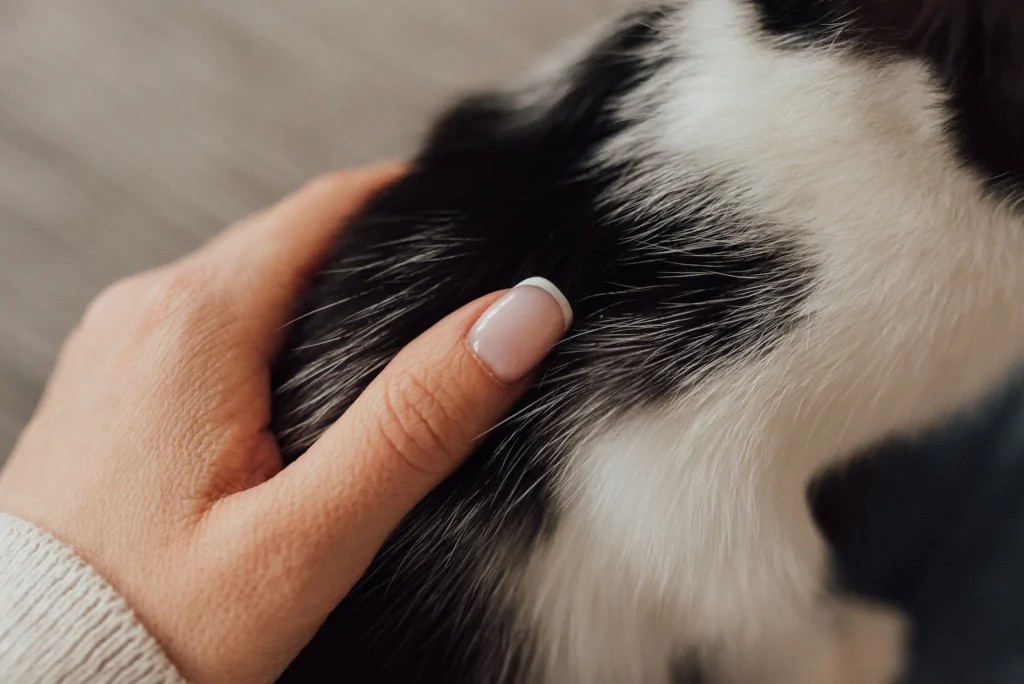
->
[{"left": 516, "top": 1, "right": 1024, "bottom": 682}]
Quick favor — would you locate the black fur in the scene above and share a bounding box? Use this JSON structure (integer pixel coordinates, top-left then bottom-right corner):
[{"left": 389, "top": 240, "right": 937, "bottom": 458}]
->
[
  {"left": 814, "top": 371, "right": 1024, "bottom": 684},
  {"left": 673, "top": 656, "right": 709, "bottom": 684},
  {"left": 270, "top": 1, "right": 1024, "bottom": 682},
  {"left": 273, "top": 5, "right": 810, "bottom": 682}
]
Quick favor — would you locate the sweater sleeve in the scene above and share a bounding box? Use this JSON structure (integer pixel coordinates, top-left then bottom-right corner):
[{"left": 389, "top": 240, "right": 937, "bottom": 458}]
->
[{"left": 0, "top": 513, "right": 187, "bottom": 684}]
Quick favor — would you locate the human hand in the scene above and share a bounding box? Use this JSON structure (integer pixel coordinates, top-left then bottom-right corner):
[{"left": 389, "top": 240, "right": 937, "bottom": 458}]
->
[{"left": 0, "top": 166, "right": 571, "bottom": 683}]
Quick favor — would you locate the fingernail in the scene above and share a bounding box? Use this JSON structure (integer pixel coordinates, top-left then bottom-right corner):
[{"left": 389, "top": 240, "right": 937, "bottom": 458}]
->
[{"left": 468, "top": 278, "right": 573, "bottom": 385}]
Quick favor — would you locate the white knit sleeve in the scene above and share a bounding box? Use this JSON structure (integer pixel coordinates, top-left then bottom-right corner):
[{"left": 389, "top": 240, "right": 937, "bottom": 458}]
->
[{"left": 0, "top": 513, "right": 187, "bottom": 684}]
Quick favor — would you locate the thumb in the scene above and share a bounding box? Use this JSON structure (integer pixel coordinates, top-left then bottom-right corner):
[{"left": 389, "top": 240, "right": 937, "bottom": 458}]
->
[{"left": 248, "top": 278, "right": 571, "bottom": 568}]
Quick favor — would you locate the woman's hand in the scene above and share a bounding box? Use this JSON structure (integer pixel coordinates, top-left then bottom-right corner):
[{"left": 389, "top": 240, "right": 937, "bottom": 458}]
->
[{"left": 0, "top": 166, "right": 570, "bottom": 683}]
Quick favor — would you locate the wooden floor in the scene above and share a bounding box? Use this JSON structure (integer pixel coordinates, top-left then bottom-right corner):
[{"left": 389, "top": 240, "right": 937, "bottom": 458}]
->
[{"left": 0, "top": 0, "right": 636, "bottom": 458}]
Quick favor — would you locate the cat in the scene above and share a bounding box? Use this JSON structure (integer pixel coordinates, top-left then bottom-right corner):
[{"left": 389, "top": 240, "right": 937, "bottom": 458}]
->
[{"left": 271, "top": 1, "right": 1024, "bottom": 682}]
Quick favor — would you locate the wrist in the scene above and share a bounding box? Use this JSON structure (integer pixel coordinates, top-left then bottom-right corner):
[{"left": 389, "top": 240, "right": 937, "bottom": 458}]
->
[{"left": 0, "top": 513, "right": 186, "bottom": 684}]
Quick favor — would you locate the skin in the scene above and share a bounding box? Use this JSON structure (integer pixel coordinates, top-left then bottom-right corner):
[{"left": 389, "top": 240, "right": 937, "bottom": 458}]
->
[{"left": 0, "top": 166, "right": 541, "bottom": 684}]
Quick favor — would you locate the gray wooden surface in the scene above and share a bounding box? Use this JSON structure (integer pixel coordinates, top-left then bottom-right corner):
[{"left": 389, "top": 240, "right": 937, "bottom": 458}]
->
[{"left": 0, "top": 1, "right": 637, "bottom": 458}]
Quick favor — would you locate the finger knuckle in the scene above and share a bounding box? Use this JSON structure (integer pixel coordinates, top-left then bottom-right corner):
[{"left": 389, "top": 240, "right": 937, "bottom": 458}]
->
[
  {"left": 302, "top": 171, "right": 352, "bottom": 196},
  {"left": 134, "top": 264, "right": 226, "bottom": 338},
  {"left": 379, "top": 370, "right": 467, "bottom": 477},
  {"left": 81, "top": 273, "right": 151, "bottom": 329}
]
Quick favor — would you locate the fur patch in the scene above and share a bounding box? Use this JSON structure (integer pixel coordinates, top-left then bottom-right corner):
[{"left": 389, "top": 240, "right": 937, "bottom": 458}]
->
[{"left": 273, "top": 1, "right": 1024, "bottom": 682}]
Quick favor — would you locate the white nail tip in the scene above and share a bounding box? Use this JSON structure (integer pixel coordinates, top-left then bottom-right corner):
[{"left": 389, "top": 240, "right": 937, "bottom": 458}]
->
[{"left": 516, "top": 277, "right": 574, "bottom": 330}]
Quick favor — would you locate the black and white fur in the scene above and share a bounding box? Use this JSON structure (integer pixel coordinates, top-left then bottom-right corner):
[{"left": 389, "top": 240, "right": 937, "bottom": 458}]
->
[{"left": 272, "top": 1, "right": 1024, "bottom": 682}]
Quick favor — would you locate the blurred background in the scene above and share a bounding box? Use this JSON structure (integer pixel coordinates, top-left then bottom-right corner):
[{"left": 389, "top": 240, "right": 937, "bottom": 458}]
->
[{"left": 0, "top": 0, "right": 636, "bottom": 458}]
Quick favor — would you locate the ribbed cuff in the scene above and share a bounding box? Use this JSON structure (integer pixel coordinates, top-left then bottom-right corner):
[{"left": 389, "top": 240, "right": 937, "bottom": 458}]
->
[{"left": 0, "top": 513, "right": 186, "bottom": 684}]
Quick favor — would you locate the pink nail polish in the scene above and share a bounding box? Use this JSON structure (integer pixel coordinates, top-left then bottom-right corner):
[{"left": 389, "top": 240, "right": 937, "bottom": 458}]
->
[{"left": 468, "top": 278, "right": 573, "bottom": 385}]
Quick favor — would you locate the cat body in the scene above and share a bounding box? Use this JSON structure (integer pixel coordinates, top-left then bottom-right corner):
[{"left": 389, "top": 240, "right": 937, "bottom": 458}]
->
[{"left": 273, "top": 1, "right": 1024, "bottom": 682}]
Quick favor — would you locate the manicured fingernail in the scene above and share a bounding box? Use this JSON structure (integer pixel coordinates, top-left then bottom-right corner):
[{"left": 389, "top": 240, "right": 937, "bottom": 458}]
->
[{"left": 468, "top": 278, "right": 573, "bottom": 385}]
